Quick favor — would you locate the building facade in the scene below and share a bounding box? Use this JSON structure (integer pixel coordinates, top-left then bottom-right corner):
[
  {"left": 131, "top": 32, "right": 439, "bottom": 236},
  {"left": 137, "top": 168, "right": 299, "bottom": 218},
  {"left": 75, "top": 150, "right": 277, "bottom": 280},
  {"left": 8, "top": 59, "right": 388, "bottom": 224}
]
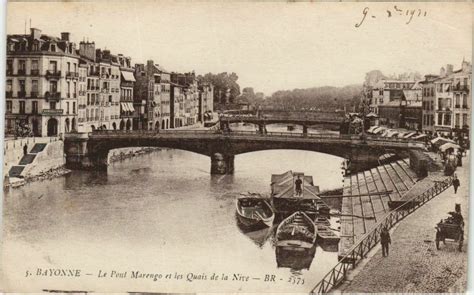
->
[
  {"left": 6, "top": 28, "right": 80, "bottom": 137},
  {"left": 118, "top": 54, "right": 136, "bottom": 130},
  {"left": 5, "top": 28, "right": 214, "bottom": 136},
  {"left": 433, "top": 62, "right": 472, "bottom": 136}
]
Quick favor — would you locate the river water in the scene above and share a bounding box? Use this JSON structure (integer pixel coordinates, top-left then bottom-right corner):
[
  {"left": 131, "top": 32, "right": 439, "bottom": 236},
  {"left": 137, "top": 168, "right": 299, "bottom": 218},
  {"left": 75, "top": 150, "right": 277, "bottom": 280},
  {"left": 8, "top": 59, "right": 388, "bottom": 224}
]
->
[{"left": 2, "top": 125, "right": 344, "bottom": 293}]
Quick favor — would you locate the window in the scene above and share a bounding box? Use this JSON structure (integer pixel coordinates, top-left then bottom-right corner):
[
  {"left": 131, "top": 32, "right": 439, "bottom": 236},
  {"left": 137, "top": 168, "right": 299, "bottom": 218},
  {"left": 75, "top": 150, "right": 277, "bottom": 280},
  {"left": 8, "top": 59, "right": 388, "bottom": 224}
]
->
[
  {"left": 32, "top": 101, "right": 38, "bottom": 114},
  {"left": 462, "top": 114, "right": 468, "bottom": 127},
  {"left": 19, "top": 101, "right": 25, "bottom": 114},
  {"left": 444, "top": 113, "right": 451, "bottom": 126},
  {"left": 18, "top": 60, "right": 26, "bottom": 73},
  {"left": 73, "top": 82, "right": 77, "bottom": 98},
  {"left": 67, "top": 62, "right": 71, "bottom": 72},
  {"left": 32, "top": 43, "right": 39, "bottom": 51},
  {"left": 437, "top": 113, "right": 443, "bottom": 125},
  {"left": 455, "top": 114, "right": 460, "bottom": 127},
  {"left": 463, "top": 78, "right": 468, "bottom": 86},
  {"left": 87, "top": 93, "right": 90, "bottom": 105},
  {"left": 67, "top": 81, "right": 71, "bottom": 98},
  {"left": 32, "top": 80, "right": 38, "bottom": 95},
  {"left": 49, "top": 61, "right": 57, "bottom": 73},
  {"left": 6, "top": 80, "right": 12, "bottom": 92},
  {"left": 50, "top": 101, "right": 56, "bottom": 110},
  {"left": 19, "top": 80, "right": 25, "bottom": 92},
  {"left": 7, "top": 60, "right": 13, "bottom": 73},
  {"left": 462, "top": 94, "right": 467, "bottom": 108},
  {"left": 109, "top": 95, "right": 112, "bottom": 103},
  {"left": 51, "top": 44, "right": 56, "bottom": 52},
  {"left": 31, "top": 60, "right": 39, "bottom": 70},
  {"left": 66, "top": 102, "right": 70, "bottom": 114},
  {"left": 6, "top": 101, "right": 12, "bottom": 113},
  {"left": 73, "top": 102, "right": 76, "bottom": 114},
  {"left": 50, "top": 81, "right": 58, "bottom": 93},
  {"left": 446, "top": 98, "right": 451, "bottom": 109},
  {"left": 455, "top": 94, "right": 460, "bottom": 107}
]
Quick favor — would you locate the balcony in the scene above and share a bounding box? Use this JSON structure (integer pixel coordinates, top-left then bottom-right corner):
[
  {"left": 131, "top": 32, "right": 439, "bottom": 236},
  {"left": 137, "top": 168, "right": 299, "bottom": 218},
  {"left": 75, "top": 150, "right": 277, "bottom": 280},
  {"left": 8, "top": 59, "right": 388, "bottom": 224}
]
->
[
  {"left": 42, "top": 109, "right": 64, "bottom": 115},
  {"left": 453, "top": 85, "right": 470, "bottom": 93},
  {"left": 45, "top": 70, "right": 61, "bottom": 79},
  {"left": 5, "top": 91, "right": 12, "bottom": 97},
  {"left": 66, "top": 71, "right": 79, "bottom": 79},
  {"left": 45, "top": 91, "right": 61, "bottom": 101},
  {"left": 6, "top": 69, "right": 13, "bottom": 76},
  {"left": 17, "top": 69, "right": 26, "bottom": 75},
  {"left": 17, "top": 91, "right": 26, "bottom": 98},
  {"left": 462, "top": 105, "right": 469, "bottom": 109},
  {"left": 30, "top": 69, "right": 40, "bottom": 76},
  {"left": 89, "top": 70, "right": 100, "bottom": 77},
  {"left": 455, "top": 104, "right": 460, "bottom": 109},
  {"left": 30, "top": 91, "right": 38, "bottom": 98}
]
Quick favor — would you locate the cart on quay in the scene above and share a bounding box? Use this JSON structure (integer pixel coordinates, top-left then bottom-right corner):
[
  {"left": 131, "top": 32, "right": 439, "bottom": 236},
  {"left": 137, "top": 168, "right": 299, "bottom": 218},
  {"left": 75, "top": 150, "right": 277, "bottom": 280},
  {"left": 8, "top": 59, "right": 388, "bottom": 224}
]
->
[{"left": 435, "top": 204, "right": 464, "bottom": 251}]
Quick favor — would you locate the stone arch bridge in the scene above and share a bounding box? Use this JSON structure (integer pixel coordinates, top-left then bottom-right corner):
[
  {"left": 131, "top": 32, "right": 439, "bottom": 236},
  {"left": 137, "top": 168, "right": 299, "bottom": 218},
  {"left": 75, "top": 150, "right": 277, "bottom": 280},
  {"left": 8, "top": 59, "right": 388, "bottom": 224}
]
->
[{"left": 64, "top": 130, "right": 426, "bottom": 174}]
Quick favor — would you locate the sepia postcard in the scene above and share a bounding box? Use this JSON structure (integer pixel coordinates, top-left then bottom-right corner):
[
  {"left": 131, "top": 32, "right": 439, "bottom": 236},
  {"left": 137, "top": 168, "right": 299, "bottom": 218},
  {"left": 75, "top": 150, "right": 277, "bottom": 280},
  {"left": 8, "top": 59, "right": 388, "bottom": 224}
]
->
[{"left": 0, "top": 1, "right": 472, "bottom": 294}]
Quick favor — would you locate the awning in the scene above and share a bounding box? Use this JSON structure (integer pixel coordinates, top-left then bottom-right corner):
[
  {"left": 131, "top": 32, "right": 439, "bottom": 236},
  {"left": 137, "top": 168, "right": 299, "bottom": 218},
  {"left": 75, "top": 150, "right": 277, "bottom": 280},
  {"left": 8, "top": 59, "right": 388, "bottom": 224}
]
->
[
  {"left": 412, "top": 134, "right": 427, "bottom": 140},
  {"left": 127, "top": 103, "right": 135, "bottom": 112},
  {"left": 439, "top": 142, "right": 460, "bottom": 152},
  {"left": 121, "top": 103, "right": 129, "bottom": 112},
  {"left": 121, "top": 71, "right": 136, "bottom": 82}
]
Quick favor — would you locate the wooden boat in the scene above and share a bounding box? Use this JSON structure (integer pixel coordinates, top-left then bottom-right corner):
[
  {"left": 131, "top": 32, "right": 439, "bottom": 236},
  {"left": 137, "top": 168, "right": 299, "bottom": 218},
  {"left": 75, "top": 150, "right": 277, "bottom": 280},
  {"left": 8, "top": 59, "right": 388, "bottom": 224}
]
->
[
  {"left": 236, "top": 197, "right": 275, "bottom": 228},
  {"left": 275, "top": 211, "right": 317, "bottom": 250},
  {"left": 276, "top": 244, "right": 317, "bottom": 270}
]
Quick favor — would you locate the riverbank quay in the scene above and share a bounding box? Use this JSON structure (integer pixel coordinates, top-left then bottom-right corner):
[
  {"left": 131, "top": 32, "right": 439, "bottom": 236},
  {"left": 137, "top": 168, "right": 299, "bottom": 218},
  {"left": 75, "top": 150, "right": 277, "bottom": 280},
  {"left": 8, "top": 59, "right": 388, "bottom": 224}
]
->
[{"left": 333, "top": 152, "right": 469, "bottom": 293}]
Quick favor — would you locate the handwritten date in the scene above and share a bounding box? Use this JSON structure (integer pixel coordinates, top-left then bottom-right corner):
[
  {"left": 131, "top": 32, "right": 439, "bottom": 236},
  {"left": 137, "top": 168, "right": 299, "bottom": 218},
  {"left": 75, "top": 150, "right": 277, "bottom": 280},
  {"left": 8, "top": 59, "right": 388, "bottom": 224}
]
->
[{"left": 355, "top": 6, "right": 428, "bottom": 28}]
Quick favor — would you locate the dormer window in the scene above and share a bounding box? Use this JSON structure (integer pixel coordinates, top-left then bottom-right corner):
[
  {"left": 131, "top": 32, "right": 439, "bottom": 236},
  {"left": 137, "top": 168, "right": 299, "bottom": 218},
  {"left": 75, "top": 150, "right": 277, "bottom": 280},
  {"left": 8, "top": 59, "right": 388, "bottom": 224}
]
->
[
  {"left": 32, "top": 43, "right": 39, "bottom": 51},
  {"left": 51, "top": 44, "right": 56, "bottom": 52},
  {"left": 8, "top": 42, "right": 14, "bottom": 52}
]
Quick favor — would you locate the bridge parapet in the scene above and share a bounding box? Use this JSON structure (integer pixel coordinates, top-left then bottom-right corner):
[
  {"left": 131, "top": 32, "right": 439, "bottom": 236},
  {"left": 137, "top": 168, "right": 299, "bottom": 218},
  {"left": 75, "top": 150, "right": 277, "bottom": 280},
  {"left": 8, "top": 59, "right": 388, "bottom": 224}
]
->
[{"left": 65, "top": 130, "right": 426, "bottom": 174}]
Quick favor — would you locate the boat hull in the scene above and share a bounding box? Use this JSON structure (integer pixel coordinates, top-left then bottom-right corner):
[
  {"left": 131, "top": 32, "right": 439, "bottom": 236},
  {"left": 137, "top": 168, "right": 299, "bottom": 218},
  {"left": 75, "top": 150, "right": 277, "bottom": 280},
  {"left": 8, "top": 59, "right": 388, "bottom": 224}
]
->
[{"left": 236, "top": 198, "right": 275, "bottom": 229}]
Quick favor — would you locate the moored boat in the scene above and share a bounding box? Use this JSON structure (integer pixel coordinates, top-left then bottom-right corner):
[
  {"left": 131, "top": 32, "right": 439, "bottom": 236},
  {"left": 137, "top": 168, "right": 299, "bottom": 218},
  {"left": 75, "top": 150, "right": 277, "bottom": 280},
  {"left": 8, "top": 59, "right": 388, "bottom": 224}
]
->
[
  {"left": 275, "top": 211, "right": 317, "bottom": 250},
  {"left": 236, "top": 197, "right": 275, "bottom": 228}
]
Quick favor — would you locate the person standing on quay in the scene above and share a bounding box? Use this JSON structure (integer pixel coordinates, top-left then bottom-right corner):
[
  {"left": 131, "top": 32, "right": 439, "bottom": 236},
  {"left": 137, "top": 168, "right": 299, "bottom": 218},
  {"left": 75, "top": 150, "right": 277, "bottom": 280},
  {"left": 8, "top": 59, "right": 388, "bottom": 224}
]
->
[
  {"left": 453, "top": 174, "right": 460, "bottom": 194},
  {"left": 380, "top": 227, "right": 391, "bottom": 257}
]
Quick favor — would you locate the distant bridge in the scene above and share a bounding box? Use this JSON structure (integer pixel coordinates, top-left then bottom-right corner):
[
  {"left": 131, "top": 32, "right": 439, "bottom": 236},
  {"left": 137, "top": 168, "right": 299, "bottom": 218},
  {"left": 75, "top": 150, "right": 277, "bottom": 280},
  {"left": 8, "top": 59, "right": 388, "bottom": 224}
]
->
[
  {"left": 219, "top": 111, "right": 345, "bottom": 133},
  {"left": 64, "top": 130, "right": 425, "bottom": 174}
]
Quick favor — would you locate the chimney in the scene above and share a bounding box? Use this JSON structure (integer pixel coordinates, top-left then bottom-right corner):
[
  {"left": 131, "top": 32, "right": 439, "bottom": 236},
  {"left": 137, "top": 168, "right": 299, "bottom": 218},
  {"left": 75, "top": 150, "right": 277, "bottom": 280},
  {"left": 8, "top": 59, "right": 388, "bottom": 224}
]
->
[
  {"left": 30, "top": 28, "right": 41, "bottom": 39},
  {"left": 79, "top": 41, "right": 96, "bottom": 62},
  {"left": 446, "top": 64, "right": 453, "bottom": 75},
  {"left": 462, "top": 60, "right": 471, "bottom": 73},
  {"left": 61, "top": 32, "right": 70, "bottom": 41},
  {"left": 439, "top": 67, "right": 446, "bottom": 77}
]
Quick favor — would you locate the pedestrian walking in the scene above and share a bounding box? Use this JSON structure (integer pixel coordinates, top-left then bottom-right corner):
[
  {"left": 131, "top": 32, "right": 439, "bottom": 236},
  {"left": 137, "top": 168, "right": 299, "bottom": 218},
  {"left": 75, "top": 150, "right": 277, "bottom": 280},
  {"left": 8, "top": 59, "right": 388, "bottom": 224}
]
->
[
  {"left": 380, "top": 226, "right": 391, "bottom": 257},
  {"left": 453, "top": 174, "right": 460, "bottom": 194}
]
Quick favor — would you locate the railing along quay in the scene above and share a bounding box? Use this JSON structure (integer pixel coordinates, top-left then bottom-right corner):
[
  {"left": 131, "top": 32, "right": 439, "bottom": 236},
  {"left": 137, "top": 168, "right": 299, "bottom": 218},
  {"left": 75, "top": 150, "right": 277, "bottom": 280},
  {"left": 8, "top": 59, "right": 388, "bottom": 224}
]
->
[{"left": 311, "top": 176, "right": 453, "bottom": 294}]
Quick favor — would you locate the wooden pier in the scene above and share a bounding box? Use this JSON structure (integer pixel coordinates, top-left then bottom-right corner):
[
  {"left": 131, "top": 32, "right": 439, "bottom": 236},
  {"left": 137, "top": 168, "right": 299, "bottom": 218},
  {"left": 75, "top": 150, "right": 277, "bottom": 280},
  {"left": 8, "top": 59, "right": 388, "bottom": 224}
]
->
[{"left": 339, "top": 155, "right": 419, "bottom": 259}]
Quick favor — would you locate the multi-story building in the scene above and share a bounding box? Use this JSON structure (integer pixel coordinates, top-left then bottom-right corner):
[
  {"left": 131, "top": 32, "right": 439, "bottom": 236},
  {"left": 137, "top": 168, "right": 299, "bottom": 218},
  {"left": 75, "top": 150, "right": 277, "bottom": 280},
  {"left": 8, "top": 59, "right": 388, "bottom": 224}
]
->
[
  {"left": 78, "top": 41, "right": 101, "bottom": 132},
  {"left": 434, "top": 62, "right": 472, "bottom": 137},
  {"left": 199, "top": 82, "right": 214, "bottom": 122},
  {"left": 134, "top": 60, "right": 162, "bottom": 130},
  {"left": 96, "top": 49, "right": 121, "bottom": 130},
  {"left": 76, "top": 63, "right": 88, "bottom": 132},
  {"left": 160, "top": 71, "right": 171, "bottom": 129},
  {"left": 420, "top": 75, "right": 438, "bottom": 133},
  {"left": 118, "top": 54, "right": 135, "bottom": 130},
  {"left": 6, "top": 28, "right": 80, "bottom": 137}
]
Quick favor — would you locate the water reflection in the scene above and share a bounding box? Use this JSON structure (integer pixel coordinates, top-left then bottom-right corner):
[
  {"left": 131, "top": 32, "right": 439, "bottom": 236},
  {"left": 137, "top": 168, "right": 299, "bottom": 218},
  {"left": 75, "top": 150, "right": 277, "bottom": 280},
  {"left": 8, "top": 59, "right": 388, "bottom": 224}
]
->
[
  {"left": 3, "top": 142, "right": 343, "bottom": 292},
  {"left": 276, "top": 245, "right": 317, "bottom": 271}
]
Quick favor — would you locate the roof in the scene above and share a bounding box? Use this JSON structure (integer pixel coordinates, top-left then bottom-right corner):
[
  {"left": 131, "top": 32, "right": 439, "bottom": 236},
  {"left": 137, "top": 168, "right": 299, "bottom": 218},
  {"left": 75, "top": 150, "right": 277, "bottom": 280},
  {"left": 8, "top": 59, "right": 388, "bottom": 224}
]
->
[{"left": 271, "top": 171, "right": 319, "bottom": 200}]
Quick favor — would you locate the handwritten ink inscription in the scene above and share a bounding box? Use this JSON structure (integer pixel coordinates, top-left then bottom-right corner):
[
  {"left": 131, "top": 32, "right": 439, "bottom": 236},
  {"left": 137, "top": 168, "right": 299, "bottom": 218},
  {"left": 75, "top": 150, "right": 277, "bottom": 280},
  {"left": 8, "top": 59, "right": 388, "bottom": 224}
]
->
[{"left": 355, "top": 6, "right": 428, "bottom": 28}]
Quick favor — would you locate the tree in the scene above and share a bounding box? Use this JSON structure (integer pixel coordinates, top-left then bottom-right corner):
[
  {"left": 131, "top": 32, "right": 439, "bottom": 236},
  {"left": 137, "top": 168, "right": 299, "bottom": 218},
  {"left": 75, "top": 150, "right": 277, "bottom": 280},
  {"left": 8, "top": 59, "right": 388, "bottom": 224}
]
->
[{"left": 197, "top": 72, "right": 241, "bottom": 105}]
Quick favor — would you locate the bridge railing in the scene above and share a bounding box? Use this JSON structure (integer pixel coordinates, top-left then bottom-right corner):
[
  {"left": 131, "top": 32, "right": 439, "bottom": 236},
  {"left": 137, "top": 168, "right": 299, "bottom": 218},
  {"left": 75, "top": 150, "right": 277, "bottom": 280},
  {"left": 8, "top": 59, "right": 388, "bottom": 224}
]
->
[
  {"left": 89, "top": 130, "right": 425, "bottom": 147},
  {"left": 310, "top": 176, "right": 453, "bottom": 294}
]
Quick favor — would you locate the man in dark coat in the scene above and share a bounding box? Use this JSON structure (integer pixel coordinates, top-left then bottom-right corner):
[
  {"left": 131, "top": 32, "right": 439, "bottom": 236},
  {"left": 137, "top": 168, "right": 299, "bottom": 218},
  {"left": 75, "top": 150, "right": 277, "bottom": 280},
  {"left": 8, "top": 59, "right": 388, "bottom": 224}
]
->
[
  {"left": 380, "top": 227, "right": 391, "bottom": 257},
  {"left": 453, "top": 174, "right": 460, "bottom": 194}
]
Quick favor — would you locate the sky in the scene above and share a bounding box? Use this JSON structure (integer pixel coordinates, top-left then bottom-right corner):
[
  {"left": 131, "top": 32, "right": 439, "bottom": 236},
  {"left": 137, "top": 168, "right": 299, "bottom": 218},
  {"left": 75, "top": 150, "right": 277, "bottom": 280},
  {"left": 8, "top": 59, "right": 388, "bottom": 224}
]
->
[{"left": 6, "top": 1, "right": 473, "bottom": 95}]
